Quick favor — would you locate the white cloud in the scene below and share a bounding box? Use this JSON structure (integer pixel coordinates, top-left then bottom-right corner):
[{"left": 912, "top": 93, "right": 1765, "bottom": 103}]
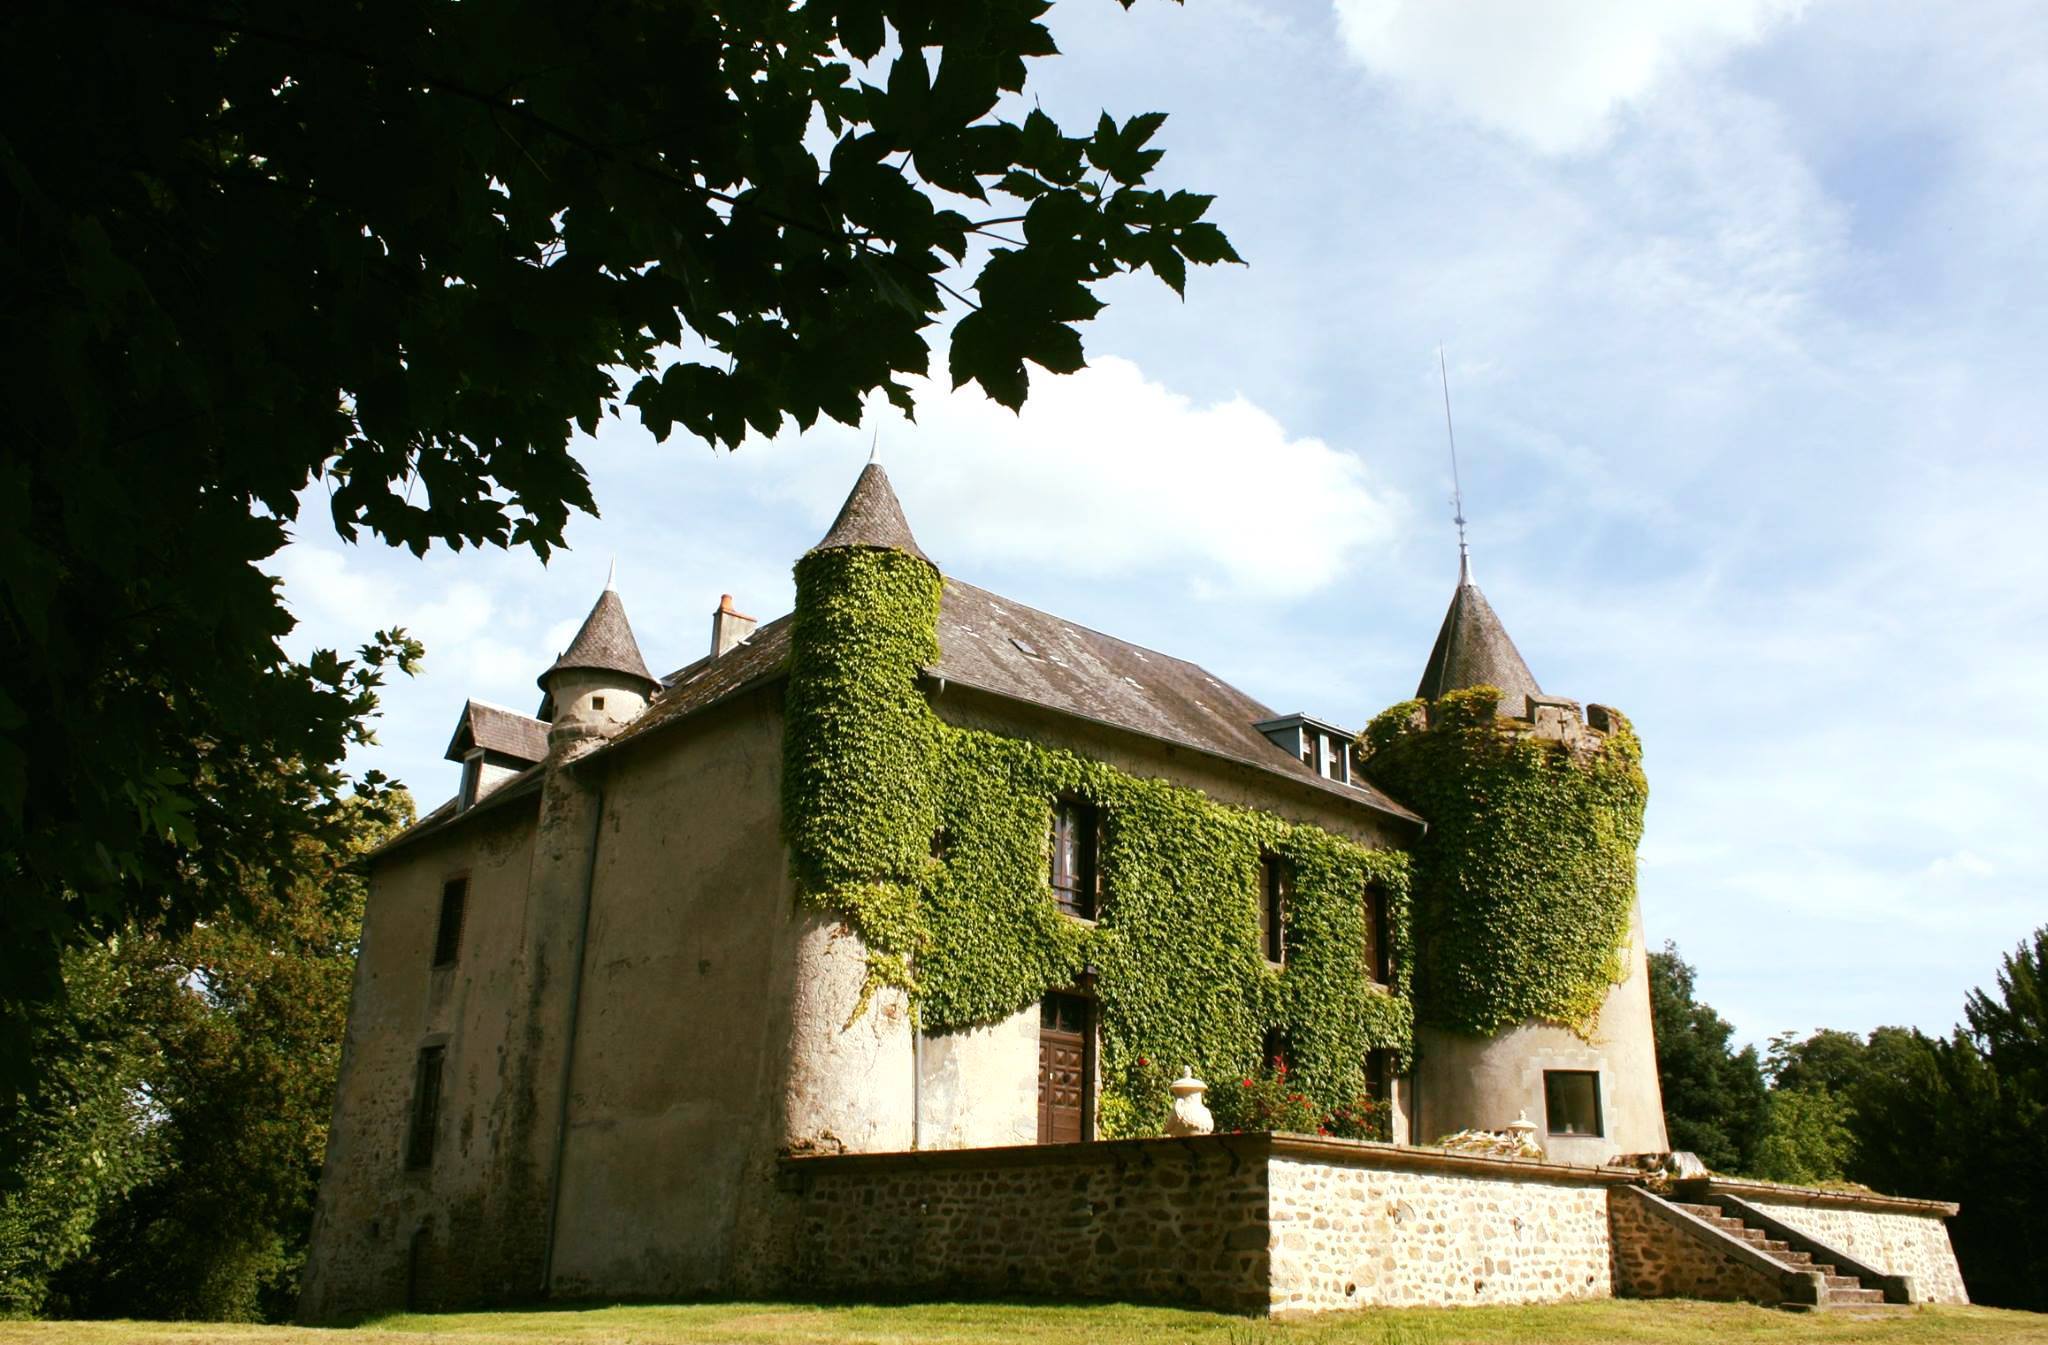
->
[
  {"left": 751, "top": 356, "right": 1400, "bottom": 601},
  {"left": 1331, "top": 0, "right": 1806, "bottom": 155}
]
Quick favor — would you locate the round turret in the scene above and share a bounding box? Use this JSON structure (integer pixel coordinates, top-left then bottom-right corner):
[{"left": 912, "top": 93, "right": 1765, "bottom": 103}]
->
[{"left": 539, "top": 573, "right": 660, "bottom": 746}]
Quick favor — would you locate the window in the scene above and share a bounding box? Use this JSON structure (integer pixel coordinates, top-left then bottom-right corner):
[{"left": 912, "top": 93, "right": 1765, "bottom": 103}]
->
[
  {"left": 1329, "top": 737, "right": 1350, "bottom": 783},
  {"left": 1299, "top": 729, "right": 1314, "bottom": 767},
  {"left": 406, "top": 1045, "right": 446, "bottom": 1169},
  {"left": 1259, "top": 853, "right": 1287, "bottom": 964},
  {"left": 458, "top": 752, "right": 482, "bottom": 810},
  {"left": 1544, "top": 1070, "right": 1603, "bottom": 1137},
  {"left": 591, "top": 695, "right": 606, "bottom": 711},
  {"left": 1261, "top": 1026, "right": 1292, "bottom": 1072},
  {"left": 1049, "top": 797, "right": 1099, "bottom": 920},
  {"left": 1365, "top": 1049, "right": 1394, "bottom": 1105},
  {"left": 1362, "top": 883, "right": 1391, "bottom": 985},
  {"left": 432, "top": 878, "right": 467, "bottom": 968}
]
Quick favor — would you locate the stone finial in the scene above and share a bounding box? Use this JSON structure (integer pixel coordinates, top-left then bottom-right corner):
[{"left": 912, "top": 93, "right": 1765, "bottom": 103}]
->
[
  {"left": 1166, "top": 1066, "right": 1214, "bottom": 1137},
  {"left": 1505, "top": 1110, "right": 1538, "bottom": 1141}
]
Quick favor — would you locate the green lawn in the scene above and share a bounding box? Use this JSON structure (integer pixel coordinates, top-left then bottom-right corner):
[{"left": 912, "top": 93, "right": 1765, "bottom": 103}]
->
[{"left": 1, "top": 1300, "right": 2044, "bottom": 1345}]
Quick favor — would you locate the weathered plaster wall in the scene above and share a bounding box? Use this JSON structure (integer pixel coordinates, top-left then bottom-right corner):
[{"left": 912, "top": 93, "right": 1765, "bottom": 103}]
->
[
  {"left": 1738, "top": 1191, "right": 1967, "bottom": 1305},
  {"left": 1607, "top": 1188, "right": 1788, "bottom": 1304},
  {"left": 544, "top": 689, "right": 808, "bottom": 1301},
  {"left": 1265, "top": 1147, "right": 1616, "bottom": 1311},
  {"left": 300, "top": 791, "right": 543, "bottom": 1319},
  {"left": 1413, "top": 901, "right": 1667, "bottom": 1163},
  {"left": 916, "top": 1005, "right": 1041, "bottom": 1149}
]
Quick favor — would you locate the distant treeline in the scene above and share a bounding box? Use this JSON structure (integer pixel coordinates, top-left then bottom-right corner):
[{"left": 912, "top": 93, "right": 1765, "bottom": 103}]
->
[{"left": 1650, "top": 929, "right": 2048, "bottom": 1311}]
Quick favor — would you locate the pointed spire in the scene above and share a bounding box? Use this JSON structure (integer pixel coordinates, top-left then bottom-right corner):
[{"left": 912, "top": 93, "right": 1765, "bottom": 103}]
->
[
  {"left": 1415, "top": 568, "right": 1542, "bottom": 714},
  {"left": 604, "top": 556, "right": 617, "bottom": 592},
  {"left": 539, "top": 583, "right": 658, "bottom": 692},
  {"left": 808, "top": 462, "right": 932, "bottom": 566}
]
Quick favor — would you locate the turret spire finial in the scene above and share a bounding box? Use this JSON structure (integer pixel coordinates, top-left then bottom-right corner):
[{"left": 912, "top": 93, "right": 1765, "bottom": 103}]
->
[
  {"left": 605, "top": 556, "right": 617, "bottom": 592},
  {"left": 1439, "top": 346, "right": 1471, "bottom": 585}
]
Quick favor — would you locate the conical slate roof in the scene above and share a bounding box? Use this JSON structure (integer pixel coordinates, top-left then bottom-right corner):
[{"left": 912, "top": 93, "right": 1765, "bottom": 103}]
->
[
  {"left": 539, "top": 584, "right": 658, "bottom": 691},
  {"left": 1416, "top": 558, "right": 1542, "bottom": 714},
  {"left": 808, "top": 463, "right": 932, "bottom": 565}
]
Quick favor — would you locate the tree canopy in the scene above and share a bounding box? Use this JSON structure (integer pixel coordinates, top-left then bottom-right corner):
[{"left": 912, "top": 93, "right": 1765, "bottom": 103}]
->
[{"left": 0, "top": 0, "right": 1235, "bottom": 1089}]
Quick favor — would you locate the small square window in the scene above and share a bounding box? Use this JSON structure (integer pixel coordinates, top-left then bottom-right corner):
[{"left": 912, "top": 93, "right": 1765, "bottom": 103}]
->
[
  {"left": 591, "top": 695, "right": 606, "bottom": 711},
  {"left": 1544, "top": 1070, "right": 1603, "bottom": 1137}
]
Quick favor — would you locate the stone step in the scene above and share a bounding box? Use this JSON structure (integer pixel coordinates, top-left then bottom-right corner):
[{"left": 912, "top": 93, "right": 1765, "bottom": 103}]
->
[
  {"left": 1824, "top": 1274, "right": 1865, "bottom": 1291},
  {"left": 1759, "top": 1238, "right": 1790, "bottom": 1253},
  {"left": 1827, "top": 1286, "right": 1887, "bottom": 1305},
  {"left": 1671, "top": 1203, "right": 1722, "bottom": 1220},
  {"left": 1775, "top": 1251, "right": 1815, "bottom": 1269}
]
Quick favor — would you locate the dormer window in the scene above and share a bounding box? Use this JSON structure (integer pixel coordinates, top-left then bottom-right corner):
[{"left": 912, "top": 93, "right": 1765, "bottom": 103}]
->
[{"left": 459, "top": 750, "right": 484, "bottom": 810}]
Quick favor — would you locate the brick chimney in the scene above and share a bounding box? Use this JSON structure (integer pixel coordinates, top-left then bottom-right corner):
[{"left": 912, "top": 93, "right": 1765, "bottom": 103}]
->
[{"left": 709, "top": 593, "right": 757, "bottom": 658}]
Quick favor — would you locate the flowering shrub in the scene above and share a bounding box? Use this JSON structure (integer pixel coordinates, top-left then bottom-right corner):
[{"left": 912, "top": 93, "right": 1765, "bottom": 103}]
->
[
  {"left": 1210, "top": 1058, "right": 1322, "bottom": 1134},
  {"left": 1106, "top": 1055, "right": 1174, "bottom": 1137},
  {"left": 1323, "top": 1093, "right": 1394, "bottom": 1142}
]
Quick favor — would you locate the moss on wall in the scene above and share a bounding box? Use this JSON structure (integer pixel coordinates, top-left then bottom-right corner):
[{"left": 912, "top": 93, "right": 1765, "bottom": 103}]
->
[
  {"left": 783, "top": 546, "right": 1412, "bottom": 1134},
  {"left": 1359, "top": 686, "right": 1646, "bottom": 1040}
]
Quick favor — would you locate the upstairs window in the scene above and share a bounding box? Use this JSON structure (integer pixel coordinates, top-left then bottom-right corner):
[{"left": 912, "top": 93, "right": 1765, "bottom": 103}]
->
[
  {"left": 1258, "top": 853, "right": 1288, "bottom": 964},
  {"left": 1262, "top": 1026, "right": 1293, "bottom": 1072},
  {"left": 1049, "top": 797, "right": 1099, "bottom": 920},
  {"left": 433, "top": 878, "right": 467, "bottom": 968},
  {"left": 1544, "top": 1070, "right": 1603, "bottom": 1137},
  {"left": 406, "top": 1045, "right": 446, "bottom": 1170},
  {"left": 1362, "top": 883, "right": 1391, "bottom": 986}
]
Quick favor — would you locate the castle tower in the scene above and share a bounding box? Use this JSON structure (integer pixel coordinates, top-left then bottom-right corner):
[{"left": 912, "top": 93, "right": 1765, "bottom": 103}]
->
[
  {"left": 538, "top": 569, "right": 661, "bottom": 745},
  {"left": 777, "top": 462, "right": 941, "bottom": 1156},
  {"left": 1365, "top": 563, "right": 1669, "bottom": 1164}
]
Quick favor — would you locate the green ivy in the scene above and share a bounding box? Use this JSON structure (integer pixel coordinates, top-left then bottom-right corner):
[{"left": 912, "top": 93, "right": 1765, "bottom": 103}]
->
[
  {"left": 1359, "top": 685, "right": 1647, "bottom": 1039},
  {"left": 783, "top": 546, "right": 1412, "bottom": 1136}
]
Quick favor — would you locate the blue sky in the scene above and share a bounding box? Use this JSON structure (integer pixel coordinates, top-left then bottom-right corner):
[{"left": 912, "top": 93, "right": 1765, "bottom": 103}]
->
[{"left": 273, "top": 0, "right": 2048, "bottom": 1050}]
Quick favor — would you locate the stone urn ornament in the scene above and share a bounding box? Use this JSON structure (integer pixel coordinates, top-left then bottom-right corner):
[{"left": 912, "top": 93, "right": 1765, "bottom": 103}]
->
[{"left": 1165, "top": 1066, "right": 1214, "bottom": 1136}]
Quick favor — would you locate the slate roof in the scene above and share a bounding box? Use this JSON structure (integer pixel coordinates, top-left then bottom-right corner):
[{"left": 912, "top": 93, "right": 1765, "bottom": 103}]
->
[
  {"left": 542, "top": 586, "right": 659, "bottom": 691},
  {"left": 808, "top": 463, "right": 932, "bottom": 564},
  {"left": 1415, "top": 563, "right": 1542, "bottom": 712},
  {"left": 443, "top": 700, "right": 548, "bottom": 764},
  {"left": 608, "top": 580, "right": 1418, "bottom": 825},
  {"left": 929, "top": 581, "right": 1418, "bottom": 822}
]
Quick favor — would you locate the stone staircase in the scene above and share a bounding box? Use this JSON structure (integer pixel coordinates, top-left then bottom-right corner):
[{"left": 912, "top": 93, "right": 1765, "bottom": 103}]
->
[{"left": 1666, "top": 1201, "right": 1889, "bottom": 1307}]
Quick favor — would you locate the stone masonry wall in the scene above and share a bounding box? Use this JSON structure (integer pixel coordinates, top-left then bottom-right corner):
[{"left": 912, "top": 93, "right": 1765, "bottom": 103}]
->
[
  {"left": 786, "top": 1138, "right": 1271, "bottom": 1313},
  {"left": 784, "top": 1135, "right": 1636, "bottom": 1315},
  {"left": 1266, "top": 1150, "right": 1616, "bottom": 1311},
  {"left": 1608, "top": 1188, "right": 1786, "bottom": 1304},
  {"left": 1740, "top": 1193, "right": 1967, "bottom": 1305}
]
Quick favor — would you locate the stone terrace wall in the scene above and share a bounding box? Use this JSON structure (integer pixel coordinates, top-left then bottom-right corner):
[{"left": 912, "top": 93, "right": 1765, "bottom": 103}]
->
[
  {"left": 1267, "top": 1144, "right": 1621, "bottom": 1312},
  {"left": 1716, "top": 1182, "right": 1968, "bottom": 1305},
  {"left": 783, "top": 1137, "right": 1271, "bottom": 1312},
  {"left": 1608, "top": 1187, "right": 1788, "bottom": 1304},
  {"left": 782, "top": 1135, "right": 1638, "bottom": 1315}
]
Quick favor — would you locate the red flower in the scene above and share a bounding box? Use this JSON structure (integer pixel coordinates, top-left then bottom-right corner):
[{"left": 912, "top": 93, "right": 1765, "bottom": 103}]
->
[
  {"left": 1242, "top": 1078, "right": 1253, "bottom": 1087},
  {"left": 1136, "top": 1056, "right": 1149, "bottom": 1067}
]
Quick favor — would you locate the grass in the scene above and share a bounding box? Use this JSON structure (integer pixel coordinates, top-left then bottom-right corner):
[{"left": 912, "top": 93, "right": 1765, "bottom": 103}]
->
[{"left": 1, "top": 1300, "right": 2044, "bottom": 1345}]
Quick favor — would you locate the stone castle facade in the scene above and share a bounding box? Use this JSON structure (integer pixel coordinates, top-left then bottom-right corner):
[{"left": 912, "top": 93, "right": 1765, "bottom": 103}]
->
[{"left": 301, "top": 465, "right": 1960, "bottom": 1318}]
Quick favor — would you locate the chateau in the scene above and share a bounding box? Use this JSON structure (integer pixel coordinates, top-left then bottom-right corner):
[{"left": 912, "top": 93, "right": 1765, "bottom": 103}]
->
[{"left": 303, "top": 464, "right": 1964, "bottom": 1318}]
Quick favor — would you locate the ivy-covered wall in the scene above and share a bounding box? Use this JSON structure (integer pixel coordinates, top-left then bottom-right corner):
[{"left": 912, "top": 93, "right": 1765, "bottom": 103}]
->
[
  {"left": 1358, "top": 686, "right": 1647, "bottom": 1040},
  {"left": 783, "top": 546, "right": 1412, "bottom": 1136}
]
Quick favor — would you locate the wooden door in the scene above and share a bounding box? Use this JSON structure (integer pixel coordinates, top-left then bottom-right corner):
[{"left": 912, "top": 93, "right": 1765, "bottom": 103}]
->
[{"left": 1038, "top": 993, "right": 1090, "bottom": 1143}]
